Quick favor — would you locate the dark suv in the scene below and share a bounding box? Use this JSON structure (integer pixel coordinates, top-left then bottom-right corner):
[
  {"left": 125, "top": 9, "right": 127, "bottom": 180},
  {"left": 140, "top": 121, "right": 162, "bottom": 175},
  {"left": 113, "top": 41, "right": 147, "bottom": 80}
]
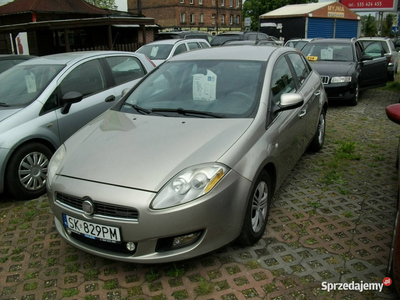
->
[
  {"left": 210, "top": 31, "right": 269, "bottom": 46},
  {"left": 302, "top": 38, "right": 387, "bottom": 106}
]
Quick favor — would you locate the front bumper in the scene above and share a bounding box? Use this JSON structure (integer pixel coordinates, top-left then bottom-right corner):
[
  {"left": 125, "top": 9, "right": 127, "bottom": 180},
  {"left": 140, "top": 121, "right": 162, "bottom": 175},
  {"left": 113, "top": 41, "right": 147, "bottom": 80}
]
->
[
  {"left": 323, "top": 82, "right": 356, "bottom": 101},
  {"left": 48, "top": 170, "right": 251, "bottom": 263}
]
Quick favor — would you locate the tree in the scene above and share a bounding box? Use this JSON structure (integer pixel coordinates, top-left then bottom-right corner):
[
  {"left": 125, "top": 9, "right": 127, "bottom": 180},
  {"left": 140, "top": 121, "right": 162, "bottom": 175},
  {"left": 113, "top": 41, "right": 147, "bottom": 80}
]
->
[
  {"left": 242, "top": 0, "right": 318, "bottom": 31},
  {"left": 84, "top": 0, "right": 116, "bottom": 10},
  {"left": 382, "top": 13, "right": 395, "bottom": 38},
  {"left": 361, "top": 14, "right": 377, "bottom": 37}
]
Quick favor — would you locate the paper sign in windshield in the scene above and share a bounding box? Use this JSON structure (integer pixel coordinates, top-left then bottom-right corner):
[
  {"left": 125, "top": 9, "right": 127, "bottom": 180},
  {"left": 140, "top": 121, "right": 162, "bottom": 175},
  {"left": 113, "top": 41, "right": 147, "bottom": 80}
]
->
[
  {"left": 193, "top": 70, "right": 217, "bottom": 101},
  {"left": 25, "top": 73, "right": 37, "bottom": 93},
  {"left": 321, "top": 48, "right": 333, "bottom": 60}
]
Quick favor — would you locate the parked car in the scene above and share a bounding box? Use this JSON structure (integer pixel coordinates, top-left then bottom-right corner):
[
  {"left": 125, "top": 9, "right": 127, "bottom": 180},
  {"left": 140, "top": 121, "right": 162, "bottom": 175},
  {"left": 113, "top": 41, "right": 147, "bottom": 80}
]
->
[
  {"left": 221, "top": 40, "right": 278, "bottom": 46},
  {"left": 0, "top": 51, "right": 155, "bottom": 200},
  {"left": 302, "top": 38, "right": 387, "bottom": 106},
  {"left": 155, "top": 31, "right": 213, "bottom": 43},
  {"left": 385, "top": 103, "right": 400, "bottom": 295},
  {"left": 284, "top": 38, "right": 322, "bottom": 51},
  {"left": 210, "top": 31, "right": 270, "bottom": 46},
  {"left": 358, "top": 37, "right": 398, "bottom": 81},
  {"left": 0, "top": 54, "right": 35, "bottom": 73},
  {"left": 136, "top": 39, "right": 211, "bottom": 66},
  {"left": 47, "top": 45, "right": 328, "bottom": 263}
]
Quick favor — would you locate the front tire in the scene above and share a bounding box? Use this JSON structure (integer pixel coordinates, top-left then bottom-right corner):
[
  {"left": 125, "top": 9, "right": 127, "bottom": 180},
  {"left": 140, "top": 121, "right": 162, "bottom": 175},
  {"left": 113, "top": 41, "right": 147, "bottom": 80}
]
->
[
  {"left": 308, "top": 109, "right": 326, "bottom": 152},
  {"left": 349, "top": 81, "right": 359, "bottom": 106},
  {"left": 237, "top": 171, "right": 272, "bottom": 246},
  {"left": 5, "top": 143, "right": 52, "bottom": 200}
]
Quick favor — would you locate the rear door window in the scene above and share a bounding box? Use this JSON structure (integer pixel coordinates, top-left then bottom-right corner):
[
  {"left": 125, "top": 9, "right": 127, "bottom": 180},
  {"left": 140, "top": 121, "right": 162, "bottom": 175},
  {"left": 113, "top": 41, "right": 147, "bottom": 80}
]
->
[
  {"left": 105, "top": 56, "right": 145, "bottom": 85},
  {"left": 173, "top": 44, "right": 188, "bottom": 56}
]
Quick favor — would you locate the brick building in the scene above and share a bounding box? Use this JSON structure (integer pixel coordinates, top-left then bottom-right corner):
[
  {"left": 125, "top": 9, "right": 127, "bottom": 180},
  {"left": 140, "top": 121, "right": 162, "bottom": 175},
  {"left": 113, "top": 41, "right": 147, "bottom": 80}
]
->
[
  {"left": 128, "top": 0, "right": 242, "bottom": 33},
  {"left": 0, "top": 0, "right": 156, "bottom": 55}
]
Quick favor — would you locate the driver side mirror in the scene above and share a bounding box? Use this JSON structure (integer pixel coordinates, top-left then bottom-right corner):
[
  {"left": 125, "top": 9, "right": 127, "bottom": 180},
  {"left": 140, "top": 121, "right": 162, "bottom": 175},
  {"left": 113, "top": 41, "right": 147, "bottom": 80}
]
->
[
  {"left": 274, "top": 93, "right": 304, "bottom": 114},
  {"left": 360, "top": 54, "right": 373, "bottom": 61},
  {"left": 61, "top": 91, "right": 83, "bottom": 115}
]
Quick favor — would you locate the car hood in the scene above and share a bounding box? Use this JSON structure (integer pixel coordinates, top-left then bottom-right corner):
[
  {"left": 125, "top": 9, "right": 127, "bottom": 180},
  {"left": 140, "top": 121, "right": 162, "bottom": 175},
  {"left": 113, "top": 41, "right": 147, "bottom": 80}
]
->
[
  {"left": 309, "top": 61, "right": 356, "bottom": 77},
  {"left": 60, "top": 110, "right": 253, "bottom": 192},
  {"left": 0, "top": 107, "right": 22, "bottom": 122}
]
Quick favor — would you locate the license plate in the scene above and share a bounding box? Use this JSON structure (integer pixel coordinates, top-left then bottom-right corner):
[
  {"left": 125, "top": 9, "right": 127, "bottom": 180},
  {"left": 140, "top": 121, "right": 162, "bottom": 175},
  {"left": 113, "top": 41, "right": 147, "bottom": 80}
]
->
[{"left": 62, "top": 214, "right": 121, "bottom": 243}]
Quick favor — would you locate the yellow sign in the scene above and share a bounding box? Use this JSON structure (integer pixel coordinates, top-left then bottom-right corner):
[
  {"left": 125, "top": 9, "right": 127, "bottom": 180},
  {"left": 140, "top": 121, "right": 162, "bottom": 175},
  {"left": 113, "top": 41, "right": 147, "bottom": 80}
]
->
[{"left": 306, "top": 56, "right": 318, "bottom": 62}]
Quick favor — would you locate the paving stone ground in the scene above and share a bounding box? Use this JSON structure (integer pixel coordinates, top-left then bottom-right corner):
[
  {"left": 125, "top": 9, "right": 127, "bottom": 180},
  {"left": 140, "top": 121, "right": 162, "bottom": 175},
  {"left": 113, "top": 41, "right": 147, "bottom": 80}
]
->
[{"left": 1, "top": 88, "right": 400, "bottom": 300}]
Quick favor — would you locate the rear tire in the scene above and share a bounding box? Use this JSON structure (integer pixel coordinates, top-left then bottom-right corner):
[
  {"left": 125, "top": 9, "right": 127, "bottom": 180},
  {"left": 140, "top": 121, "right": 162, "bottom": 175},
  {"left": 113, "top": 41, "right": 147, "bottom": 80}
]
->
[
  {"left": 5, "top": 143, "right": 52, "bottom": 200},
  {"left": 237, "top": 171, "right": 272, "bottom": 246}
]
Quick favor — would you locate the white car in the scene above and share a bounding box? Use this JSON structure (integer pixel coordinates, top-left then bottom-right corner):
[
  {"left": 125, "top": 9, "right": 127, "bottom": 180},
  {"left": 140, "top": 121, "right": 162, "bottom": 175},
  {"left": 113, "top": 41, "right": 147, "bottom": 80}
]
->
[{"left": 136, "top": 39, "right": 211, "bottom": 65}]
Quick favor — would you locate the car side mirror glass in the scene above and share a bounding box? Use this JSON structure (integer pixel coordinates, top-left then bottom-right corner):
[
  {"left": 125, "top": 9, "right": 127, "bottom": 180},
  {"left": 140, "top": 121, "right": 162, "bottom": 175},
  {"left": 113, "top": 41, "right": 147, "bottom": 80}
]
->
[
  {"left": 61, "top": 91, "right": 83, "bottom": 115},
  {"left": 386, "top": 104, "right": 400, "bottom": 124}
]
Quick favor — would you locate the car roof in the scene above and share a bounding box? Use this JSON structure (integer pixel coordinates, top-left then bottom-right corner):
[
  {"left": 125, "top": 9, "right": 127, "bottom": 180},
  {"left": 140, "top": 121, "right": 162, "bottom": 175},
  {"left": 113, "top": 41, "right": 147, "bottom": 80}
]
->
[
  {"left": 143, "top": 39, "right": 208, "bottom": 45},
  {"left": 0, "top": 54, "right": 35, "bottom": 60},
  {"left": 20, "top": 51, "right": 139, "bottom": 66},
  {"left": 168, "top": 45, "right": 281, "bottom": 62},
  {"left": 307, "top": 38, "right": 352, "bottom": 44},
  {"left": 358, "top": 37, "right": 390, "bottom": 41}
]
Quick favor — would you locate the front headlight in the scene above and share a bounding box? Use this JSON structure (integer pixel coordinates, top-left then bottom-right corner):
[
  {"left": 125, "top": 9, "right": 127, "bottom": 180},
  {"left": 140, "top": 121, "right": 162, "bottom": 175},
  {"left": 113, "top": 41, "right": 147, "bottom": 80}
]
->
[
  {"left": 47, "top": 144, "right": 66, "bottom": 189},
  {"left": 151, "top": 163, "right": 229, "bottom": 209},
  {"left": 331, "top": 76, "right": 352, "bottom": 83}
]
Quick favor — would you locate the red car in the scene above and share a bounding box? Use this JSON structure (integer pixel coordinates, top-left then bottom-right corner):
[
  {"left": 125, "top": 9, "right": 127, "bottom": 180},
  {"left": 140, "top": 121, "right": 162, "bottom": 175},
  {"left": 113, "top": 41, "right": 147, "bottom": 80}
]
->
[{"left": 385, "top": 103, "right": 400, "bottom": 294}]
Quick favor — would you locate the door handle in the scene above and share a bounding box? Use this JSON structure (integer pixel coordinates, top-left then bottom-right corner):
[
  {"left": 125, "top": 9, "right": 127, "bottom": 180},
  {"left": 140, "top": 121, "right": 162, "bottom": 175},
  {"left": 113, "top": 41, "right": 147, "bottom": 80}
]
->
[
  {"left": 105, "top": 95, "right": 116, "bottom": 102},
  {"left": 314, "top": 90, "right": 321, "bottom": 96},
  {"left": 299, "top": 109, "right": 307, "bottom": 118}
]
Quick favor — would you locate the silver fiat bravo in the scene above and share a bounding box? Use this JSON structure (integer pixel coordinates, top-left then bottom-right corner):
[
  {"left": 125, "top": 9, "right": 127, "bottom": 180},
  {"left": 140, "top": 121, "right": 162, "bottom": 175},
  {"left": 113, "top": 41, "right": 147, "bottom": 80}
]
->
[{"left": 47, "top": 46, "right": 328, "bottom": 263}]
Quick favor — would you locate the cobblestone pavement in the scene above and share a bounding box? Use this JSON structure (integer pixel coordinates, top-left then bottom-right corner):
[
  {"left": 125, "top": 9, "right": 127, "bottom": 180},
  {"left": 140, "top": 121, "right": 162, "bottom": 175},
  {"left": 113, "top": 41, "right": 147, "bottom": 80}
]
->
[{"left": 1, "top": 88, "right": 400, "bottom": 300}]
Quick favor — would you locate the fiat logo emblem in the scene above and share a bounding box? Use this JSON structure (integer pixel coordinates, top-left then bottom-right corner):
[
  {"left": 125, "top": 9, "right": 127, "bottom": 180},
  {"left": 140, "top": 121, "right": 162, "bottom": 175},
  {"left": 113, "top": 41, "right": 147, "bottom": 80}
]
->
[{"left": 82, "top": 198, "right": 95, "bottom": 216}]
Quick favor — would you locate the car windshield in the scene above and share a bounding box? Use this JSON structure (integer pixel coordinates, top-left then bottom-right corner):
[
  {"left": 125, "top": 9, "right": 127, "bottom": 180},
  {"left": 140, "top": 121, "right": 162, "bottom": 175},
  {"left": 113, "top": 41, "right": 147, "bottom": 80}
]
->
[
  {"left": 0, "top": 64, "right": 64, "bottom": 107},
  {"left": 119, "top": 60, "right": 264, "bottom": 118},
  {"left": 302, "top": 43, "right": 354, "bottom": 62},
  {"left": 136, "top": 44, "right": 174, "bottom": 60}
]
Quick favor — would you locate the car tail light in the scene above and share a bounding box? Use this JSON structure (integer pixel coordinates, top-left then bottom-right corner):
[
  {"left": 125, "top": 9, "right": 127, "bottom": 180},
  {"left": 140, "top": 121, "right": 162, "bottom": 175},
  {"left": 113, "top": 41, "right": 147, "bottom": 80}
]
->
[{"left": 389, "top": 55, "right": 393, "bottom": 64}]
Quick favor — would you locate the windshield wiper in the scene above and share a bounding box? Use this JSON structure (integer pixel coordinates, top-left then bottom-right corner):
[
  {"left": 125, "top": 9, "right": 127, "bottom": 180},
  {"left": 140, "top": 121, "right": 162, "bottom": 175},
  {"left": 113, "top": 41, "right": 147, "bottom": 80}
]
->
[
  {"left": 151, "top": 108, "right": 225, "bottom": 118},
  {"left": 0, "top": 102, "right": 9, "bottom": 107},
  {"left": 123, "top": 102, "right": 151, "bottom": 114}
]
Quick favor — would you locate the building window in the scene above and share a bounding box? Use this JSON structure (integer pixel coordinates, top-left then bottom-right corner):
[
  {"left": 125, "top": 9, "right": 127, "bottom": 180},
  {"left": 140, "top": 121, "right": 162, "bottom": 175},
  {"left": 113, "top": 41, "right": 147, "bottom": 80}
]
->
[
  {"left": 190, "top": 0, "right": 193, "bottom": 4},
  {"left": 180, "top": 0, "right": 184, "bottom": 3},
  {"left": 236, "top": 0, "right": 239, "bottom": 7},
  {"left": 230, "top": 14, "right": 233, "bottom": 25},
  {"left": 180, "top": 13, "right": 186, "bottom": 23},
  {"left": 200, "top": 13, "right": 204, "bottom": 23},
  {"left": 221, "top": 0, "right": 224, "bottom": 6},
  {"left": 236, "top": 15, "right": 240, "bottom": 24},
  {"left": 199, "top": 0, "right": 203, "bottom": 4},
  {"left": 221, "top": 14, "right": 225, "bottom": 24},
  {"left": 190, "top": 13, "right": 195, "bottom": 24},
  {"left": 230, "top": 0, "right": 233, "bottom": 7},
  {"left": 212, "top": 14, "right": 215, "bottom": 25}
]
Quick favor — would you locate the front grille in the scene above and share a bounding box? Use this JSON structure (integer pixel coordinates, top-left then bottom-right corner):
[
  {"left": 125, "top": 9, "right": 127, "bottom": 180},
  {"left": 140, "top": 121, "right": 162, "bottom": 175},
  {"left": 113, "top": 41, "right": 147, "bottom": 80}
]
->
[
  {"left": 320, "top": 76, "right": 329, "bottom": 84},
  {"left": 56, "top": 192, "right": 139, "bottom": 221}
]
